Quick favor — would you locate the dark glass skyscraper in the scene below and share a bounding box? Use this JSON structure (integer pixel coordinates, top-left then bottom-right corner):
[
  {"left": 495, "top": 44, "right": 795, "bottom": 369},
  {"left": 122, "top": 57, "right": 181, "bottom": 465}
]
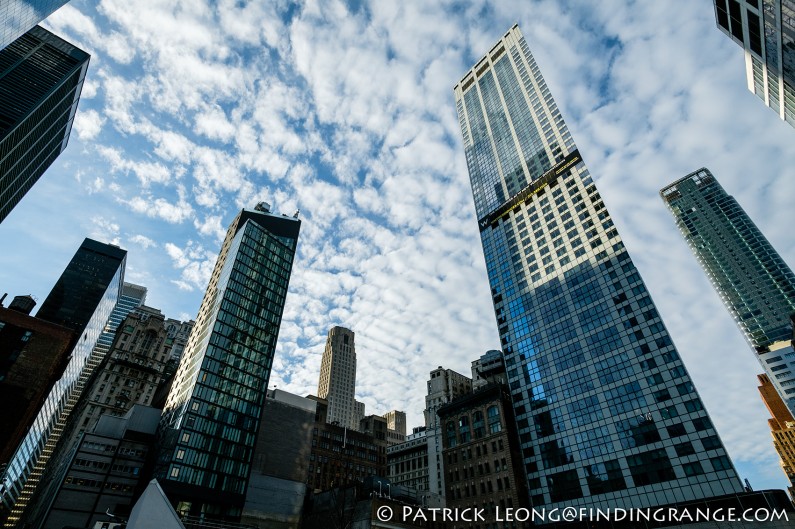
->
[
  {"left": 454, "top": 25, "right": 743, "bottom": 509},
  {"left": 0, "top": 1, "right": 71, "bottom": 50},
  {"left": 157, "top": 204, "right": 300, "bottom": 520},
  {"left": 0, "top": 238, "right": 125, "bottom": 522},
  {"left": 0, "top": 25, "right": 89, "bottom": 223}
]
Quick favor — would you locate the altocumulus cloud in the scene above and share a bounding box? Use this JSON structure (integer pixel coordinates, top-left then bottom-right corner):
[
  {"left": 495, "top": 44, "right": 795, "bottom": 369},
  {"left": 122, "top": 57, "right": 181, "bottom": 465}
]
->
[{"left": 0, "top": 0, "right": 790, "bottom": 491}]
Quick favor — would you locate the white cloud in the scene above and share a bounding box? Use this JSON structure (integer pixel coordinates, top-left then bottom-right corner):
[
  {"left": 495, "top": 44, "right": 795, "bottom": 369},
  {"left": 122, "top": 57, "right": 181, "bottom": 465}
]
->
[
  {"left": 129, "top": 234, "right": 157, "bottom": 249},
  {"left": 74, "top": 109, "right": 105, "bottom": 140}
]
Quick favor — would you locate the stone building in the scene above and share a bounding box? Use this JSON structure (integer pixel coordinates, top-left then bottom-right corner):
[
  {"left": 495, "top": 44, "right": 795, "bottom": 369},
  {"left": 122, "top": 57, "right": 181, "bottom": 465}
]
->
[{"left": 438, "top": 384, "right": 530, "bottom": 529}]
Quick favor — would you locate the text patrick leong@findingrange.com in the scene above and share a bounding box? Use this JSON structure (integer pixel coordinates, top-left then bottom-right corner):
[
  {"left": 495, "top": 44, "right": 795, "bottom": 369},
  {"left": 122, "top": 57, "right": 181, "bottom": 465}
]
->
[{"left": 374, "top": 505, "right": 791, "bottom": 524}]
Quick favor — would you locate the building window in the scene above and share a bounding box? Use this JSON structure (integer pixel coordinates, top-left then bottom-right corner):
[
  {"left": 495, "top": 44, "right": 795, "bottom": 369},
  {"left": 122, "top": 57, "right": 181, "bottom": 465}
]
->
[{"left": 487, "top": 406, "right": 501, "bottom": 433}]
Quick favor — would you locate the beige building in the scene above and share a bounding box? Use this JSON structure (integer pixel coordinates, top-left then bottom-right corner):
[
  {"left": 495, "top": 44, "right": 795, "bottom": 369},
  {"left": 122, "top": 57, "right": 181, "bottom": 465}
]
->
[
  {"left": 383, "top": 410, "right": 407, "bottom": 446},
  {"left": 317, "top": 326, "right": 365, "bottom": 430}
]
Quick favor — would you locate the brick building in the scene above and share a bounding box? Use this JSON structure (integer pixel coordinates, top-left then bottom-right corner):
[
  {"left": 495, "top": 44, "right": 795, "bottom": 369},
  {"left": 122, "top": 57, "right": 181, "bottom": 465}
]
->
[
  {"left": 307, "top": 397, "right": 386, "bottom": 492},
  {"left": 438, "top": 383, "right": 530, "bottom": 529},
  {"left": 0, "top": 303, "right": 74, "bottom": 465}
]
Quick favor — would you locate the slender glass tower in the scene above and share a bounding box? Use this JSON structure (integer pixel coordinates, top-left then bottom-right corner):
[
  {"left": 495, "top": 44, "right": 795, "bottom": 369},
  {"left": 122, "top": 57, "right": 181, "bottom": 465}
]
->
[
  {"left": 661, "top": 169, "right": 795, "bottom": 350},
  {"left": 0, "top": 25, "right": 89, "bottom": 223},
  {"left": 156, "top": 204, "right": 300, "bottom": 520},
  {"left": 454, "top": 25, "right": 743, "bottom": 509},
  {"left": 1, "top": 239, "right": 125, "bottom": 522}
]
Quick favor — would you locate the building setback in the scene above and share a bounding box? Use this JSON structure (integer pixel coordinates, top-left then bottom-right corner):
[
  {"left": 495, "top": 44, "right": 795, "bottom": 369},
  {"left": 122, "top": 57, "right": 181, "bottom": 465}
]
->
[
  {"left": 455, "top": 25, "right": 743, "bottom": 508},
  {"left": 0, "top": 25, "right": 89, "bottom": 223},
  {"left": 156, "top": 204, "right": 300, "bottom": 521},
  {"left": 1, "top": 238, "right": 125, "bottom": 522},
  {"left": 713, "top": 0, "right": 795, "bottom": 128}
]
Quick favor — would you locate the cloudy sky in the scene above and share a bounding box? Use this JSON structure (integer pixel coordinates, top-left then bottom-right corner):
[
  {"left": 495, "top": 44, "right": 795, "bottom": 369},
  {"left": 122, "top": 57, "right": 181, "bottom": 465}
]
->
[{"left": 1, "top": 0, "right": 794, "bottom": 491}]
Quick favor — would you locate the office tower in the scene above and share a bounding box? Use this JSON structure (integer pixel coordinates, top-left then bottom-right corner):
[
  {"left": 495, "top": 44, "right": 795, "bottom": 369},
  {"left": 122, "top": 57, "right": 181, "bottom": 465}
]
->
[
  {"left": 0, "top": 1, "right": 72, "bottom": 50},
  {"left": 317, "top": 326, "right": 362, "bottom": 430},
  {"left": 1, "top": 238, "right": 125, "bottom": 522},
  {"left": 438, "top": 384, "right": 531, "bottom": 526},
  {"left": 38, "top": 405, "right": 161, "bottom": 529},
  {"left": 0, "top": 303, "right": 73, "bottom": 466},
  {"left": 758, "top": 373, "right": 795, "bottom": 499},
  {"left": 455, "top": 25, "right": 743, "bottom": 508},
  {"left": 157, "top": 203, "right": 300, "bottom": 520},
  {"left": 471, "top": 349, "right": 508, "bottom": 389},
  {"left": 0, "top": 25, "right": 89, "bottom": 223},
  {"left": 423, "top": 367, "right": 471, "bottom": 503},
  {"left": 661, "top": 169, "right": 795, "bottom": 349},
  {"left": 713, "top": 0, "right": 795, "bottom": 128}
]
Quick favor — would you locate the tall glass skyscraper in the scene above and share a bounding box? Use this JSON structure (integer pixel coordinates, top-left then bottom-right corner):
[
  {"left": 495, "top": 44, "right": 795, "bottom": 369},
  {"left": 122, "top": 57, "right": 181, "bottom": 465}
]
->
[
  {"left": 0, "top": 1, "right": 71, "bottom": 50},
  {"left": 661, "top": 169, "right": 795, "bottom": 350},
  {"left": 661, "top": 169, "right": 795, "bottom": 416},
  {"left": 713, "top": 0, "right": 795, "bottom": 128},
  {"left": 454, "top": 25, "right": 743, "bottom": 509},
  {"left": 0, "top": 25, "right": 89, "bottom": 224},
  {"left": 1, "top": 239, "right": 125, "bottom": 522},
  {"left": 157, "top": 204, "right": 300, "bottom": 520}
]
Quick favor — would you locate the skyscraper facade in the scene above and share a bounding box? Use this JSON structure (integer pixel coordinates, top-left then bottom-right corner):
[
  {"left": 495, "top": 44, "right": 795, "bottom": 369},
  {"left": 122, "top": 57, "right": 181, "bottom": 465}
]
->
[
  {"left": 661, "top": 169, "right": 795, "bottom": 349},
  {"left": 1, "top": 238, "right": 125, "bottom": 520},
  {"left": 157, "top": 204, "right": 300, "bottom": 520},
  {"left": 317, "top": 326, "right": 362, "bottom": 430},
  {"left": 0, "top": 25, "right": 89, "bottom": 223},
  {"left": 0, "top": 1, "right": 71, "bottom": 50},
  {"left": 455, "top": 25, "right": 743, "bottom": 509},
  {"left": 713, "top": 0, "right": 795, "bottom": 128}
]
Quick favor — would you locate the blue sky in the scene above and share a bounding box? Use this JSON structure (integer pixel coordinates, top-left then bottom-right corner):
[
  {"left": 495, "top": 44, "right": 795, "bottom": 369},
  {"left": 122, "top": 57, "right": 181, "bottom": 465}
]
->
[{"left": 1, "top": 0, "right": 794, "bottom": 491}]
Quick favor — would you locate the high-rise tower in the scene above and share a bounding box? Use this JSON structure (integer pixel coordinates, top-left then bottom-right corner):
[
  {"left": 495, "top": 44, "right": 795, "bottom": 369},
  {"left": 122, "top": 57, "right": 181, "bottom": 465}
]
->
[
  {"left": 0, "top": 25, "right": 89, "bottom": 223},
  {"left": 317, "top": 326, "right": 363, "bottom": 430},
  {"left": 156, "top": 204, "right": 300, "bottom": 521},
  {"left": 0, "top": 1, "right": 72, "bottom": 50},
  {"left": 661, "top": 169, "right": 795, "bottom": 415},
  {"left": 661, "top": 169, "right": 795, "bottom": 349},
  {"left": 1, "top": 238, "right": 125, "bottom": 521},
  {"left": 712, "top": 0, "right": 795, "bottom": 128},
  {"left": 455, "top": 25, "right": 743, "bottom": 509}
]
